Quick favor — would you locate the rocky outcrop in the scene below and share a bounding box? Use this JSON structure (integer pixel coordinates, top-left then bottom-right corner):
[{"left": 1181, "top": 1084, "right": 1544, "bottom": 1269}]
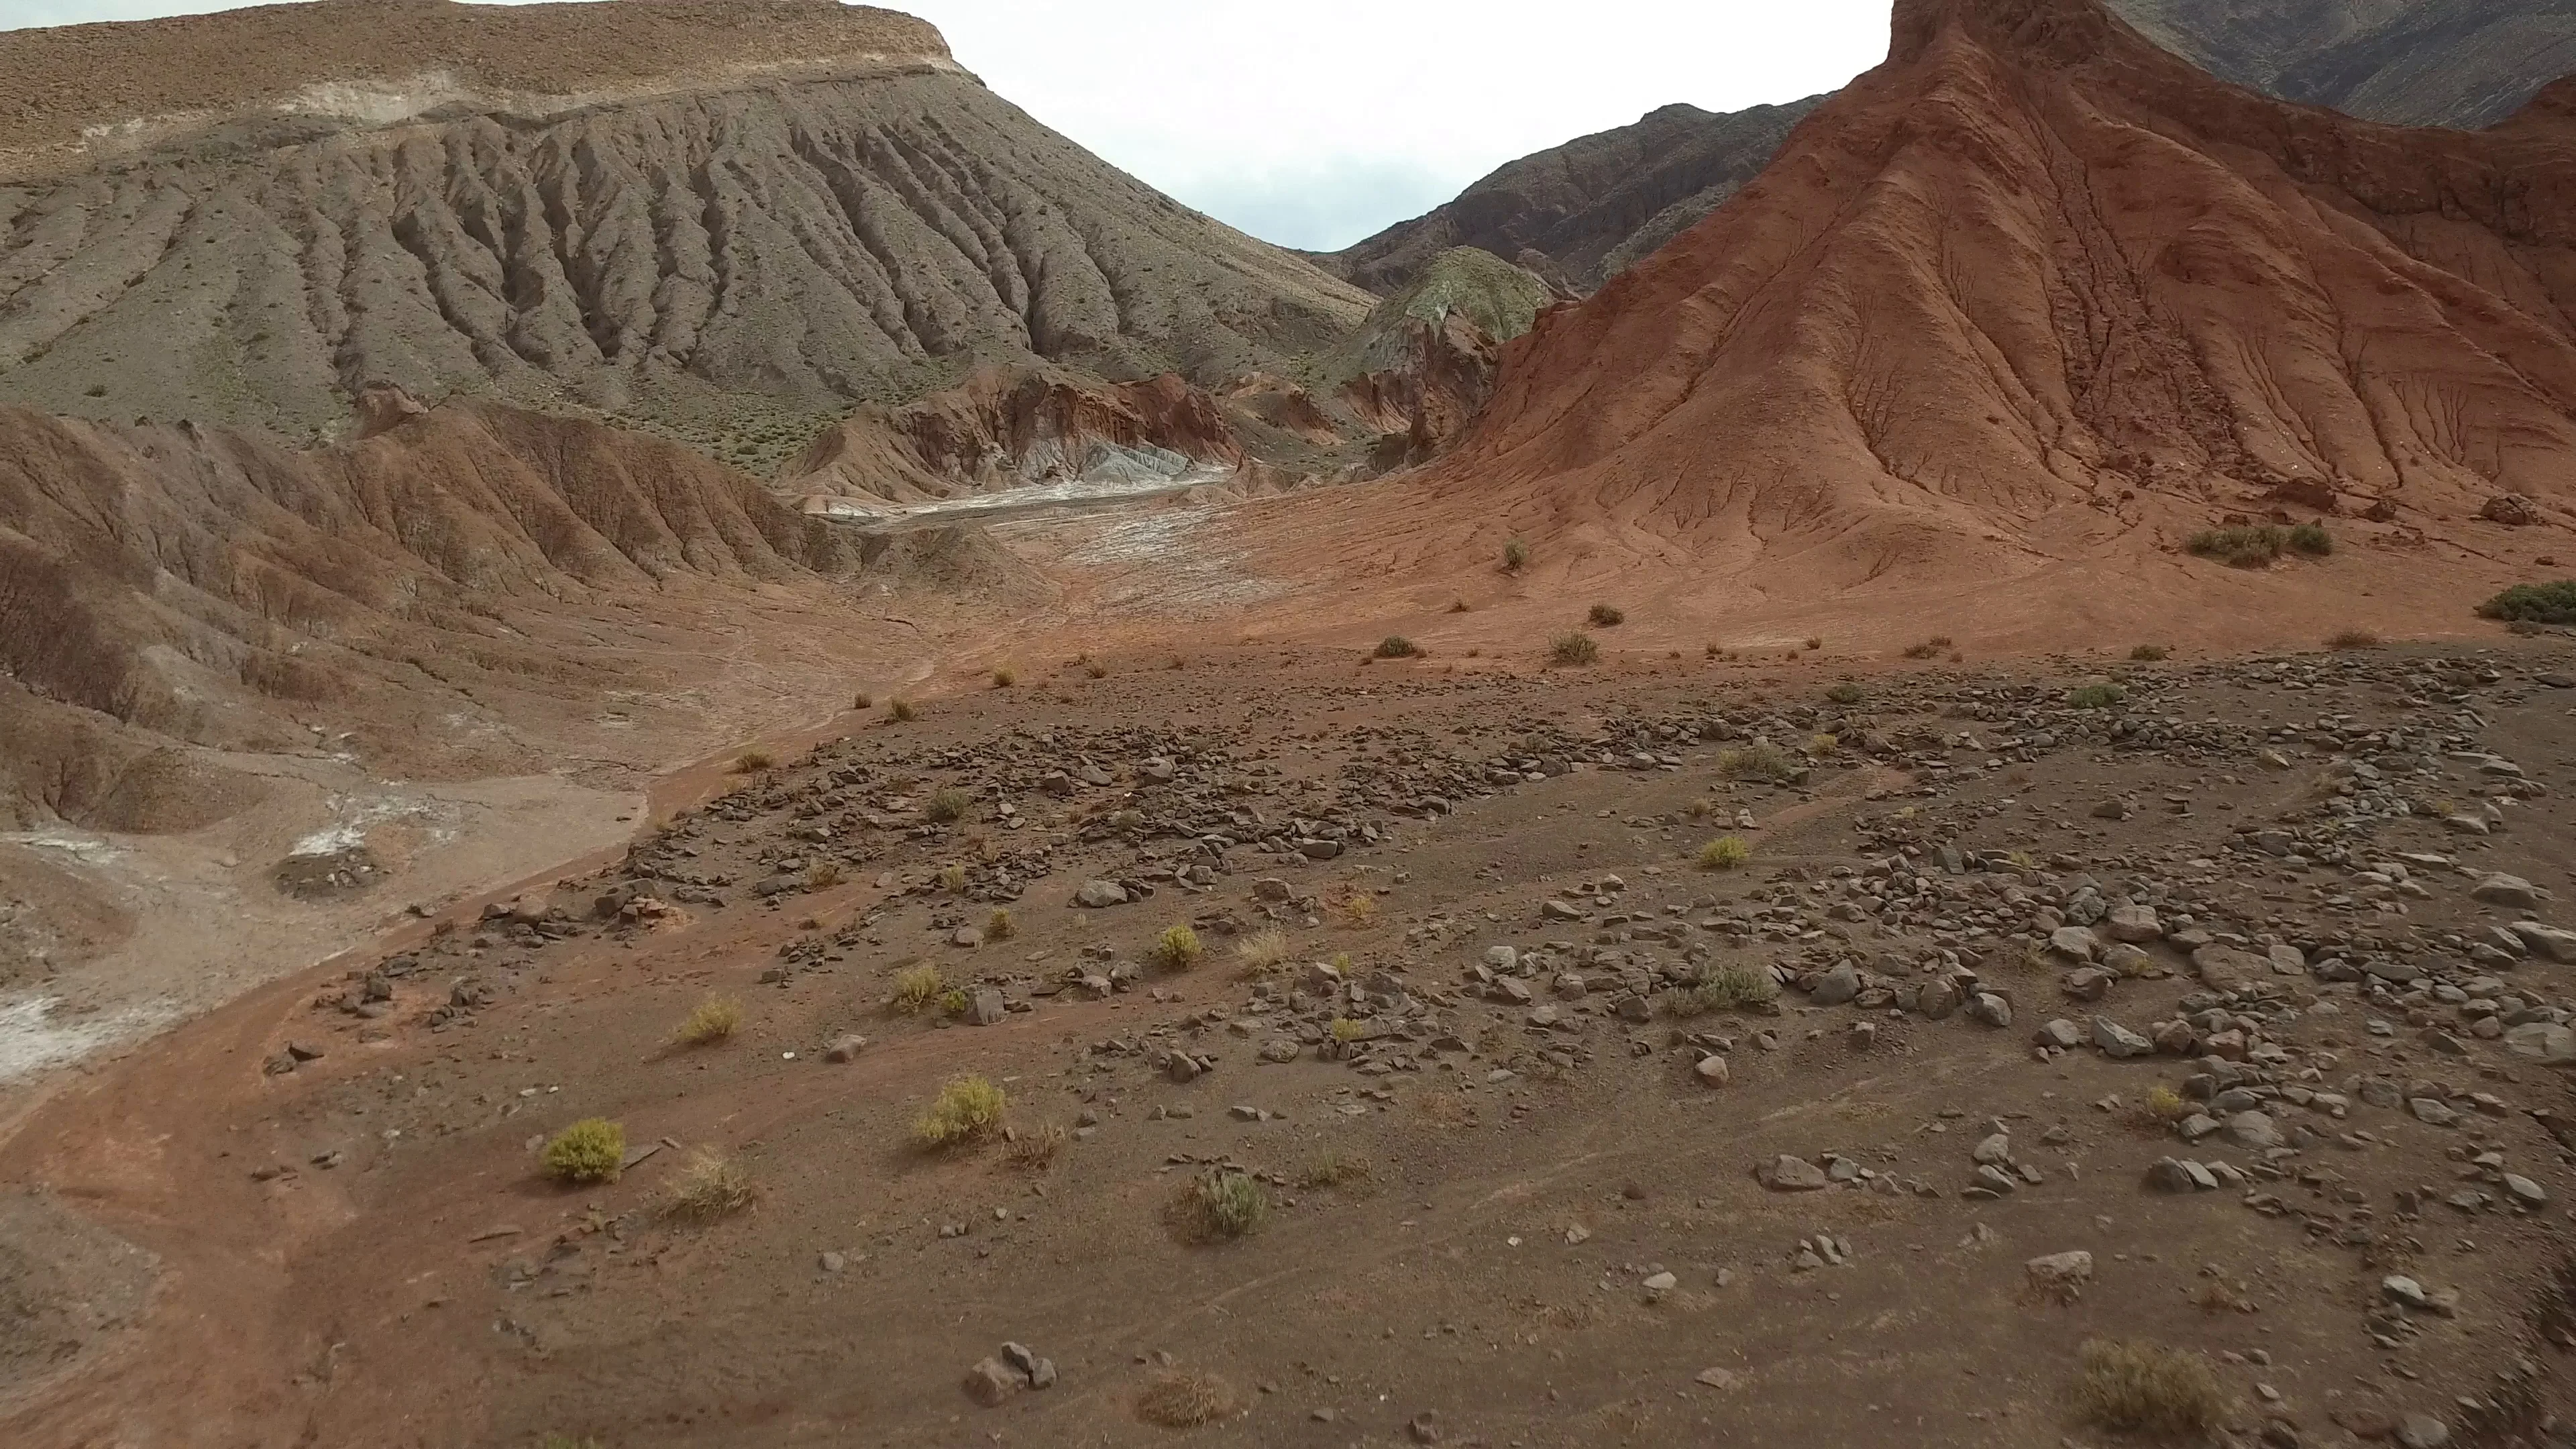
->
[
  {"left": 0, "top": 3, "right": 1371, "bottom": 447},
  {"left": 1330, "top": 249, "right": 1558, "bottom": 466},
  {"left": 786, "top": 368, "right": 1249, "bottom": 505}
]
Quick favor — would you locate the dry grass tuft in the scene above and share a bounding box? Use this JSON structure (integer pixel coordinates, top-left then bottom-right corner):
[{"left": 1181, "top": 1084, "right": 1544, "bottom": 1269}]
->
[
  {"left": 1150, "top": 924, "right": 1205, "bottom": 971},
  {"left": 1696, "top": 837, "right": 1751, "bottom": 871},
  {"left": 2072, "top": 1338, "right": 2226, "bottom": 1436},
  {"left": 1297, "top": 1152, "right": 1373, "bottom": 1190},
  {"left": 541, "top": 1118, "right": 625, "bottom": 1184},
  {"left": 912, "top": 1075, "right": 1007, "bottom": 1148},
  {"left": 676, "top": 996, "right": 743, "bottom": 1045},
  {"left": 886, "top": 698, "right": 916, "bottom": 722},
  {"left": 891, "top": 962, "right": 946, "bottom": 1013},
  {"left": 1716, "top": 743, "right": 1801, "bottom": 783},
  {"left": 2327, "top": 628, "right": 2381, "bottom": 649},
  {"left": 984, "top": 908, "right": 1017, "bottom": 942},
  {"left": 662, "top": 1149, "right": 755, "bottom": 1222},
  {"left": 1550, "top": 632, "right": 1600, "bottom": 665},
  {"left": 1234, "top": 926, "right": 1293, "bottom": 976},
  {"left": 731, "top": 749, "right": 774, "bottom": 773},
  {"left": 1136, "top": 1369, "right": 1238, "bottom": 1427},
  {"left": 1169, "top": 1169, "right": 1268, "bottom": 1242}
]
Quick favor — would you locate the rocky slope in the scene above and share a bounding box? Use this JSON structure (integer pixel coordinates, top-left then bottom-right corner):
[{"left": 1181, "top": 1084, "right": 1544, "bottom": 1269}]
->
[
  {"left": 0, "top": 391, "right": 1032, "bottom": 826},
  {"left": 0, "top": 1, "right": 1373, "bottom": 455},
  {"left": 2121, "top": 0, "right": 2576, "bottom": 129},
  {"left": 1336, "top": 0, "right": 2576, "bottom": 294}
]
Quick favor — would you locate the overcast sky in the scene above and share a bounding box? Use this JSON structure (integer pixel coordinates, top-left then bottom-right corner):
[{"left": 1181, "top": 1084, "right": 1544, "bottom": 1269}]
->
[{"left": 0, "top": 0, "right": 1892, "bottom": 250}]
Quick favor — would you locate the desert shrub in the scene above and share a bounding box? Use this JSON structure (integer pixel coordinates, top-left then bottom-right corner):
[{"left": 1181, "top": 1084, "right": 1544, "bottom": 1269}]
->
[
  {"left": 2073, "top": 1339, "right": 2225, "bottom": 1436},
  {"left": 1805, "top": 732, "right": 1839, "bottom": 756},
  {"left": 2479, "top": 580, "right": 2576, "bottom": 625},
  {"left": 2068, "top": 683, "right": 2127, "bottom": 710},
  {"left": 1150, "top": 924, "right": 1204, "bottom": 971},
  {"left": 1689, "top": 961, "right": 1780, "bottom": 1012},
  {"left": 938, "top": 863, "right": 968, "bottom": 892},
  {"left": 991, "top": 666, "right": 1016, "bottom": 688},
  {"left": 1333, "top": 890, "right": 1379, "bottom": 928},
  {"left": 1136, "top": 1370, "right": 1238, "bottom": 1428},
  {"left": 886, "top": 698, "right": 916, "bottom": 722},
  {"left": 1587, "top": 603, "right": 1625, "bottom": 627},
  {"left": 1006, "top": 1123, "right": 1067, "bottom": 1171},
  {"left": 2287, "top": 521, "right": 2333, "bottom": 556},
  {"left": 2326, "top": 628, "right": 2381, "bottom": 649},
  {"left": 805, "top": 860, "right": 843, "bottom": 890},
  {"left": 1697, "top": 836, "right": 1751, "bottom": 871},
  {"left": 1234, "top": 925, "right": 1293, "bottom": 975},
  {"left": 662, "top": 1150, "right": 755, "bottom": 1222},
  {"left": 851, "top": 690, "right": 873, "bottom": 710},
  {"left": 913, "top": 1075, "right": 1006, "bottom": 1148},
  {"left": 2186, "top": 525, "right": 2285, "bottom": 567},
  {"left": 1826, "top": 681, "right": 1867, "bottom": 704},
  {"left": 1501, "top": 539, "right": 1528, "bottom": 572},
  {"left": 2142, "top": 1083, "right": 2191, "bottom": 1122},
  {"left": 731, "top": 749, "right": 773, "bottom": 773},
  {"left": 924, "top": 787, "right": 973, "bottom": 823},
  {"left": 2129, "top": 644, "right": 2169, "bottom": 661},
  {"left": 1375, "top": 635, "right": 1420, "bottom": 659},
  {"left": 1550, "top": 632, "right": 1599, "bottom": 665},
  {"left": 985, "top": 908, "right": 1018, "bottom": 942},
  {"left": 676, "top": 996, "right": 743, "bottom": 1046},
  {"left": 542, "top": 1119, "right": 625, "bottom": 1184},
  {"left": 1901, "top": 637, "right": 1951, "bottom": 659},
  {"left": 1172, "top": 1169, "right": 1268, "bottom": 1242},
  {"left": 1448, "top": 599, "right": 1471, "bottom": 613},
  {"left": 1329, "top": 1016, "right": 1366, "bottom": 1043},
  {"left": 1297, "top": 1153, "right": 1373, "bottom": 1190},
  {"left": 1717, "top": 743, "right": 1801, "bottom": 783},
  {"left": 891, "top": 963, "right": 946, "bottom": 1013}
]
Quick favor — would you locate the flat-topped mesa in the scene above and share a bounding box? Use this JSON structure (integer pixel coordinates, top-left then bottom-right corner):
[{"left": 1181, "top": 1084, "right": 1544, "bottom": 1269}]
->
[{"left": 0, "top": 0, "right": 955, "bottom": 179}]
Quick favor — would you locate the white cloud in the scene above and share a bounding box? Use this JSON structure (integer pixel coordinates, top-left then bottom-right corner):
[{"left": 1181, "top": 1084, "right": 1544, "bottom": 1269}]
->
[{"left": 0, "top": 0, "right": 1892, "bottom": 248}]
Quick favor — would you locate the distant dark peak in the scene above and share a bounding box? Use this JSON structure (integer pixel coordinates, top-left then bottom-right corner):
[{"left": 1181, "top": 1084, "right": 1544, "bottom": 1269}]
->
[{"left": 1892, "top": 0, "right": 2149, "bottom": 69}]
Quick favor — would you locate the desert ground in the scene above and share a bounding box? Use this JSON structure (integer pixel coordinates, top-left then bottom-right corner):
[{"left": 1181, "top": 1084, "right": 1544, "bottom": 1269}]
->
[{"left": 6, "top": 610, "right": 2575, "bottom": 1448}]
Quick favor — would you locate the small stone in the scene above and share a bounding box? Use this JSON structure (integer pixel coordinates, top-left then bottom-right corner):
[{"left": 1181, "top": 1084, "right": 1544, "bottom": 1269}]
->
[
  {"left": 967, "top": 988, "right": 1007, "bottom": 1026},
  {"left": 1972, "top": 1132, "right": 2012, "bottom": 1165},
  {"left": 823, "top": 1034, "right": 867, "bottom": 1063},
  {"left": 2094, "top": 1018, "right": 2153, "bottom": 1059},
  {"left": 1761, "top": 1155, "right": 1829, "bottom": 1191},
  {"left": 2471, "top": 873, "right": 2542, "bottom": 908},
  {"left": 1695, "top": 1055, "right": 1731, "bottom": 1087},
  {"left": 2224, "top": 1111, "right": 2283, "bottom": 1150},
  {"left": 1811, "top": 963, "right": 1860, "bottom": 1006},
  {"left": 818, "top": 1250, "right": 846, "bottom": 1272},
  {"left": 2025, "top": 1250, "right": 2094, "bottom": 1293},
  {"left": 2504, "top": 1173, "right": 2548, "bottom": 1207},
  {"left": 2397, "top": 1412, "right": 2452, "bottom": 1449},
  {"left": 1694, "top": 1366, "right": 1740, "bottom": 1391},
  {"left": 1074, "top": 880, "right": 1128, "bottom": 908}
]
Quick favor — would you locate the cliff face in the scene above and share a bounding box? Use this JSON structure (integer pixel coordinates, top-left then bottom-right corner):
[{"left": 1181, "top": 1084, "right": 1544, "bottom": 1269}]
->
[{"left": 0, "top": 2, "right": 1373, "bottom": 451}]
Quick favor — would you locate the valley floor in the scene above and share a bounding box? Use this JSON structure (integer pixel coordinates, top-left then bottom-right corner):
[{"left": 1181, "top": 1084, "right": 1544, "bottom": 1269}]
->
[{"left": 4, "top": 638, "right": 2574, "bottom": 1447}]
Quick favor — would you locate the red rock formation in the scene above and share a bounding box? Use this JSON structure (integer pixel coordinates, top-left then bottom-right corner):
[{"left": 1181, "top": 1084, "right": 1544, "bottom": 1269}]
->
[{"left": 1415, "top": 0, "right": 2576, "bottom": 585}]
